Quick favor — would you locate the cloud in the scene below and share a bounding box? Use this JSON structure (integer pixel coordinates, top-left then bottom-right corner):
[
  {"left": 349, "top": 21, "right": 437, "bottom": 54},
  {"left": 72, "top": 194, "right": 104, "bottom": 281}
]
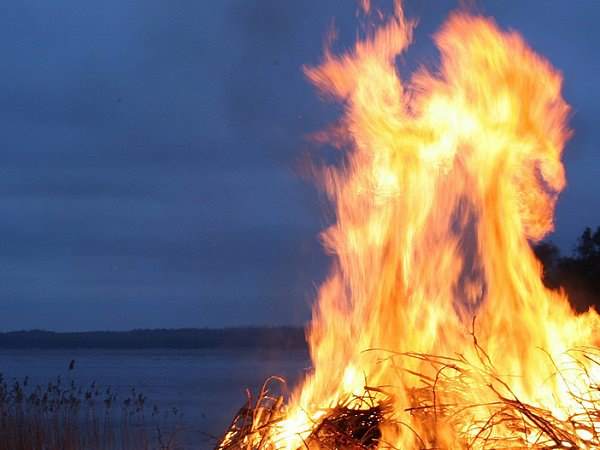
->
[{"left": 0, "top": 0, "right": 598, "bottom": 330}]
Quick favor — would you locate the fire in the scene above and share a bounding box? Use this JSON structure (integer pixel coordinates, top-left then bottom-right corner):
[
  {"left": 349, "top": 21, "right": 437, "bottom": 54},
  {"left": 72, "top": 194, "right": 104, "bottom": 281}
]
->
[{"left": 219, "top": 2, "right": 600, "bottom": 448}]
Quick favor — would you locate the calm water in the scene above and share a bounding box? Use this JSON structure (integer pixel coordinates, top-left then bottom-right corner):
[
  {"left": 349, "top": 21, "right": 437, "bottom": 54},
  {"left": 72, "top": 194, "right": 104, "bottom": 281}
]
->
[{"left": 0, "top": 348, "right": 310, "bottom": 449}]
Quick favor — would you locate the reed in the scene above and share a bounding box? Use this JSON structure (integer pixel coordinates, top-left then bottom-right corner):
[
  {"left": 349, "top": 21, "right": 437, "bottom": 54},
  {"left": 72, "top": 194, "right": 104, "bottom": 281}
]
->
[{"left": 0, "top": 372, "right": 182, "bottom": 450}]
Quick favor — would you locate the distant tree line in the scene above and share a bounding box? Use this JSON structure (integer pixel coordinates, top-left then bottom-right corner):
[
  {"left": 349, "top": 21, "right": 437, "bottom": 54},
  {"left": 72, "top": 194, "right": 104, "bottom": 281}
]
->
[
  {"left": 0, "top": 327, "right": 307, "bottom": 350},
  {"left": 534, "top": 226, "right": 600, "bottom": 313},
  {"left": 2, "top": 227, "right": 598, "bottom": 350}
]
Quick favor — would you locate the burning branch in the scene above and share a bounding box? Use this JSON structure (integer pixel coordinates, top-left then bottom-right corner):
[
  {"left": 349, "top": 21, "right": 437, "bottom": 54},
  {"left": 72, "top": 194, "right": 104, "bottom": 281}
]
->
[{"left": 217, "top": 346, "right": 600, "bottom": 449}]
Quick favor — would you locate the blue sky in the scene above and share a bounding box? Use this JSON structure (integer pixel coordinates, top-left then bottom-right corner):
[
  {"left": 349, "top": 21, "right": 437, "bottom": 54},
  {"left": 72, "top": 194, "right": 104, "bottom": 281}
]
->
[{"left": 0, "top": 1, "right": 598, "bottom": 331}]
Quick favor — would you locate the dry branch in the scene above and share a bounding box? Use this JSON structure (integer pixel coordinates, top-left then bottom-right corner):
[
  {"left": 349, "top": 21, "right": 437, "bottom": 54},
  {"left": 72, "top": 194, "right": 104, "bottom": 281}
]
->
[{"left": 216, "top": 346, "right": 600, "bottom": 450}]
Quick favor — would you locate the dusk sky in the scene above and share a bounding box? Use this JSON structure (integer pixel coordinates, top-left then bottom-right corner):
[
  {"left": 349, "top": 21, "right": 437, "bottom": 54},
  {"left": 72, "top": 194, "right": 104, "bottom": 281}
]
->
[{"left": 1, "top": 1, "right": 599, "bottom": 331}]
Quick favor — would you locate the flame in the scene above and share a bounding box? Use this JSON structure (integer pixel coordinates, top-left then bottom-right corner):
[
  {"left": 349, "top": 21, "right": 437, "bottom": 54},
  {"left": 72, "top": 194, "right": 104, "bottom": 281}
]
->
[{"left": 265, "top": 2, "right": 600, "bottom": 448}]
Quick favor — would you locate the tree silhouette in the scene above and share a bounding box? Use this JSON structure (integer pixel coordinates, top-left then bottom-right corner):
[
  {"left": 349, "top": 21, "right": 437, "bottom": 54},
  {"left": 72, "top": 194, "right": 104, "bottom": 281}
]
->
[{"left": 533, "top": 226, "right": 600, "bottom": 313}]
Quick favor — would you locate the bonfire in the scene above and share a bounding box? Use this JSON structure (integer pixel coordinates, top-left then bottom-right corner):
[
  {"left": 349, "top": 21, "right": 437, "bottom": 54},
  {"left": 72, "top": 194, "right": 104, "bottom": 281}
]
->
[{"left": 218, "top": 1, "right": 600, "bottom": 448}]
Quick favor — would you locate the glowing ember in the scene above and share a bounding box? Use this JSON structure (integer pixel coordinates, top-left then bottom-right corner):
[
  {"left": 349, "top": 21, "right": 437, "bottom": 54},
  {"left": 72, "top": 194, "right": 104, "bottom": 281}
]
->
[{"left": 218, "top": 2, "right": 600, "bottom": 448}]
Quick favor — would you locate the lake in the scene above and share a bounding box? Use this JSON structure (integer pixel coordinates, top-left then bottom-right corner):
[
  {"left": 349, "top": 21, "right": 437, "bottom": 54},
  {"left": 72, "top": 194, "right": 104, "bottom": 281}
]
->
[{"left": 0, "top": 348, "right": 311, "bottom": 449}]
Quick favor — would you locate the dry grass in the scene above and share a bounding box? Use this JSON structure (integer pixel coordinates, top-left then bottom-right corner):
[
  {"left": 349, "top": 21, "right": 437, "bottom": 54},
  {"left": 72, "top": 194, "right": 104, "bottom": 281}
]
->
[
  {"left": 0, "top": 372, "right": 183, "bottom": 450},
  {"left": 216, "top": 345, "right": 600, "bottom": 450},
  {"left": 216, "top": 377, "right": 288, "bottom": 450},
  {"left": 216, "top": 377, "right": 395, "bottom": 450},
  {"left": 400, "top": 347, "right": 600, "bottom": 448}
]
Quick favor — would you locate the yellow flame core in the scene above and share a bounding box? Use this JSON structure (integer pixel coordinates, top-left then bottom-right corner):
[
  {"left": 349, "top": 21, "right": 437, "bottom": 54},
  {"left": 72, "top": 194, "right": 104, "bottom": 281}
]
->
[{"left": 274, "top": 4, "right": 600, "bottom": 449}]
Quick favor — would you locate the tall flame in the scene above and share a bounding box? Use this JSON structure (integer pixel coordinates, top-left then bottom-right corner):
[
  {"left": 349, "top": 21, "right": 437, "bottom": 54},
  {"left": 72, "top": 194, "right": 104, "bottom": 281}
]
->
[{"left": 272, "top": 2, "right": 600, "bottom": 448}]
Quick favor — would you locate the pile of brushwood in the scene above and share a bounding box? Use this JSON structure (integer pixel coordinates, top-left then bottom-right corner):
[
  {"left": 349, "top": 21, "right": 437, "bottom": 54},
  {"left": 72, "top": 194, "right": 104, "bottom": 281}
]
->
[
  {"left": 216, "top": 377, "right": 391, "bottom": 450},
  {"left": 215, "top": 347, "right": 600, "bottom": 450}
]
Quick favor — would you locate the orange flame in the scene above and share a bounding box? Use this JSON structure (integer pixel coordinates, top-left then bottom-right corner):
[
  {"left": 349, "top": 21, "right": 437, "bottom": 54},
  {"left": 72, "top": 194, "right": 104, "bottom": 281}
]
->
[{"left": 270, "top": 2, "right": 600, "bottom": 448}]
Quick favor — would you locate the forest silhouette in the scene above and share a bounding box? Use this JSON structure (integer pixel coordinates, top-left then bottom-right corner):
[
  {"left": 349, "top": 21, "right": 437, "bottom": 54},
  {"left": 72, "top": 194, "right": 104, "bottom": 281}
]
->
[{"left": 534, "top": 226, "right": 600, "bottom": 312}]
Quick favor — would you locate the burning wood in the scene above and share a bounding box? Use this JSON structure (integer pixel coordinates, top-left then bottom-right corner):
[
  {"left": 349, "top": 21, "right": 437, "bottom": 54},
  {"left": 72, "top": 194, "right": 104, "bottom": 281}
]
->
[
  {"left": 217, "top": 379, "right": 392, "bottom": 450},
  {"left": 218, "top": 1, "right": 600, "bottom": 448},
  {"left": 218, "top": 347, "right": 600, "bottom": 449}
]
